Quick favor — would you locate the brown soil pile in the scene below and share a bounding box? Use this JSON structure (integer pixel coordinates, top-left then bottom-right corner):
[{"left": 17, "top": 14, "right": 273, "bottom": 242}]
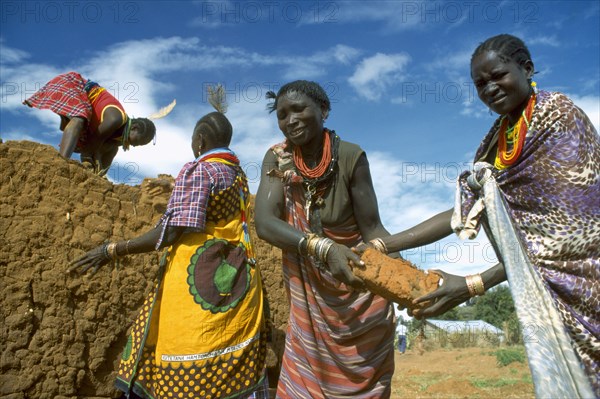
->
[
  {"left": 357, "top": 248, "right": 441, "bottom": 309},
  {"left": 0, "top": 141, "right": 287, "bottom": 399}
]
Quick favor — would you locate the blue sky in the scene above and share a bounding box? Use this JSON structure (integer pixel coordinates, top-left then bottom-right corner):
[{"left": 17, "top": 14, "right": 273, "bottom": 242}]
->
[{"left": 2, "top": 1, "right": 599, "bottom": 277}]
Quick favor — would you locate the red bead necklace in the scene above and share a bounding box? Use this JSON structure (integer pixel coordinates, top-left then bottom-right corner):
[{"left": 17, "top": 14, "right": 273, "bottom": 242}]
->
[{"left": 293, "top": 129, "right": 332, "bottom": 179}]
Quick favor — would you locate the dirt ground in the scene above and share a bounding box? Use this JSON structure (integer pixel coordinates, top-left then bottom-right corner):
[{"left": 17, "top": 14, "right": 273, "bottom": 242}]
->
[{"left": 391, "top": 347, "right": 534, "bottom": 399}]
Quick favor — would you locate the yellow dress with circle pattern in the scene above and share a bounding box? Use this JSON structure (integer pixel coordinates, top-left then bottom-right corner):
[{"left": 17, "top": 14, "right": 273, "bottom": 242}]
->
[{"left": 115, "top": 155, "right": 267, "bottom": 399}]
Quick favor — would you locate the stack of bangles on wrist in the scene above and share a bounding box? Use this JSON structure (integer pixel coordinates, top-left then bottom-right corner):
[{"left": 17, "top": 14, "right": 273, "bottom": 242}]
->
[
  {"left": 369, "top": 238, "right": 387, "bottom": 254},
  {"left": 297, "top": 234, "right": 335, "bottom": 266},
  {"left": 465, "top": 274, "right": 485, "bottom": 297},
  {"left": 103, "top": 240, "right": 132, "bottom": 261}
]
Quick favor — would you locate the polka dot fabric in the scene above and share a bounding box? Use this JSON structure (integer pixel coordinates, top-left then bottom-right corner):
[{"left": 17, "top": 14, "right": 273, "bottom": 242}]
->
[
  {"left": 119, "top": 332, "right": 267, "bottom": 398},
  {"left": 207, "top": 176, "right": 248, "bottom": 224}
]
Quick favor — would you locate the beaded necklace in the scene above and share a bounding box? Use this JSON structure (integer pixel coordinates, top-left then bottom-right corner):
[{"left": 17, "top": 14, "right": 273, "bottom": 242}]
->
[
  {"left": 289, "top": 129, "right": 340, "bottom": 227},
  {"left": 121, "top": 118, "right": 133, "bottom": 151},
  {"left": 293, "top": 129, "right": 332, "bottom": 179},
  {"left": 494, "top": 93, "right": 536, "bottom": 170}
]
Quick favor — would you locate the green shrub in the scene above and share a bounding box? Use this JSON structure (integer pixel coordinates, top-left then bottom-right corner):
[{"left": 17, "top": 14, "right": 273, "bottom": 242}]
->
[
  {"left": 494, "top": 347, "right": 525, "bottom": 367},
  {"left": 471, "top": 378, "right": 520, "bottom": 388}
]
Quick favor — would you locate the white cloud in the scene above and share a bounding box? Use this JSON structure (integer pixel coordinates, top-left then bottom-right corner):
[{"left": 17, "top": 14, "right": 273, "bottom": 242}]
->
[
  {"left": 106, "top": 99, "right": 280, "bottom": 188},
  {"left": 1, "top": 38, "right": 360, "bottom": 112},
  {"left": 368, "top": 151, "right": 455, "bottom": 229},
  {"left": 1, "top": 62, "right": 64, "bottom": 115},
  {"left": 426, "top": 49, "right": 472, "bottom": 75},
  {"left": 0, "top": 129, "right": 46, "bottom": 143},
  {"left": 104, "top": 94, "right": 282, "bottom": 188},
  {"left": 460, "top": 97, "right": 494, "bottom": 120},
  {"left": 281, "top": 44, "right": 361, "bottom": 80},
  {"left": 365, "top": 150, "right": 495, "bottom": 275},
  {"left": 188, "top": 0, "right": 234, "bottom": 29},
  {"left": 227, "top": 100, "right": 283, "bottom": 192},
  {"left": 331, "top": 44, "right": 362, "bottom": 65},
  {"left": 282, "top": 63, "right": 325, "bottom": 81},
  {"left": 580, "top": 77, "right": 599, "bottom": 93},
  {"left": 348, "top": 53, "right": 411, "bottom": 101},
  {"left": 0, "top": 41, "right": 30, "bottom": 64},
  {"left": 312, "top": 2, "right": 426, "bottom": 31},
  {"left": 527, "top": 35, "right": 561, "bottom": 47}
]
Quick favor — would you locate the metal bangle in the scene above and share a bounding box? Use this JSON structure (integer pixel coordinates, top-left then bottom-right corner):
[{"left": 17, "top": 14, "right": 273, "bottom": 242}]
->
[
  {"left": 106, "top": 242, "right": 118, "bottom": 260},
  {"left": 316, "top": 237, "right": 334, "bottom": 264},
  {"left": 369, "top": 238, "right": 387, "bottom": 254},
  {"left": 465, "top": 275, "right": 476, "bottom": 297},
  {"left": 297, "top": 235, "right": 308, "bottom": 255},
  {"left": 321, "top": 239, "right": 335, "bottom": 263},
  {"left": 102, "top": 243, "right": 111, "bottom": 260},
  {"left": 306, "top": 234, "right": 319, "bottom": 257},
  {"left": 472, "top": 273, "right": 485, "bottom": 296}
]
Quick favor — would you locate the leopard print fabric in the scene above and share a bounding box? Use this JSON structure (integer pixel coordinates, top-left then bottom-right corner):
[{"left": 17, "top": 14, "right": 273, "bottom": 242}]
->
[{"left": 454, "top": 91, "right": 599, "bottom": 396}]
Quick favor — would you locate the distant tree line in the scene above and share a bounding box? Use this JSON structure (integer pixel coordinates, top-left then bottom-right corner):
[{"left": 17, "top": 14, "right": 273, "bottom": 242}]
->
[{"left": 409, "top": 285, "right": 522, "bottom": 345}]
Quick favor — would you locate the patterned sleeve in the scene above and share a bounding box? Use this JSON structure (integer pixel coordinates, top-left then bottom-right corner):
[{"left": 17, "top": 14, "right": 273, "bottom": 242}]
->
[
  {"left": 155, "top": 161, "right": 212, "bottom": 248},
  {"left": 167, "top": 161, "right": 212, "bottom": 229}
]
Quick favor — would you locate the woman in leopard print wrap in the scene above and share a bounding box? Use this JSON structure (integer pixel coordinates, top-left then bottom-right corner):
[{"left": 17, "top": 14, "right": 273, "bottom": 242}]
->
[{"left": 358, "top": 34, "right": 599, "bottom": 397}]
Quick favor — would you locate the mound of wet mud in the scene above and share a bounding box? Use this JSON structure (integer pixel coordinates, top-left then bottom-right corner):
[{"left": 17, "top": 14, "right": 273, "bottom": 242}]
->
[{"left": 0, "top": 141, "right": 287, "bottom": 398}]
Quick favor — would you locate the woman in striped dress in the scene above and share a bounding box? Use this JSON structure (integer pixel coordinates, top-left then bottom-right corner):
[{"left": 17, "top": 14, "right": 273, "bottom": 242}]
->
[{"left": 255, "top": 80, "right": 396, "bottom": 398}]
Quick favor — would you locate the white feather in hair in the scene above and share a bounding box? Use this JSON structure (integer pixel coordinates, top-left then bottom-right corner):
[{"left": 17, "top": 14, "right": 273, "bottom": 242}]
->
[{"left": 147, "top": 99, "right": 177, "bottom": 120}]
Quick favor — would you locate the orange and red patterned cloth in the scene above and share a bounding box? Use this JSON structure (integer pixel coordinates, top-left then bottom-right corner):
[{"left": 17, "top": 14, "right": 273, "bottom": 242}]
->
[{"left": 23, "top": 71, "right": 128, "bottom": 151}]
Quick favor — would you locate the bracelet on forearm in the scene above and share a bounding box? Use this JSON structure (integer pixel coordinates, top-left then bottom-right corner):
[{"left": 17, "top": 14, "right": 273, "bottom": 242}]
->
[
  {"left": 316, "top": 238, "right": 335, "bottom": 263},
  {"left": 465, "top": 274, "right": 485, "bottom": 297},
  {"left": 106, "top": 242, "right": 118, "bottom": 260},
  {"left": 369, "top": 237, "right": 388, "bottom": 254},
  {"left": 102, "top": 243, "right": 111, "bottom": 260},
  {"left": 297, "top": 235, "right": 308, "bottom": 255},
  {"left": 305, "top": 234, "right": 335, "bottom": 267},
  {"left": 306, "top": 234, "right": 318, "bottom": 258},
  {"left": 472, "top": 274, "right": 485, "bottom": 296}
]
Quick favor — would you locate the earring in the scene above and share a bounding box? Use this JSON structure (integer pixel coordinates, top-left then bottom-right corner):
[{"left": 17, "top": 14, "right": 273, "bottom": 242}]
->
[{"left": 530, "top": 80, "right": 538, "bottom": 94}]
